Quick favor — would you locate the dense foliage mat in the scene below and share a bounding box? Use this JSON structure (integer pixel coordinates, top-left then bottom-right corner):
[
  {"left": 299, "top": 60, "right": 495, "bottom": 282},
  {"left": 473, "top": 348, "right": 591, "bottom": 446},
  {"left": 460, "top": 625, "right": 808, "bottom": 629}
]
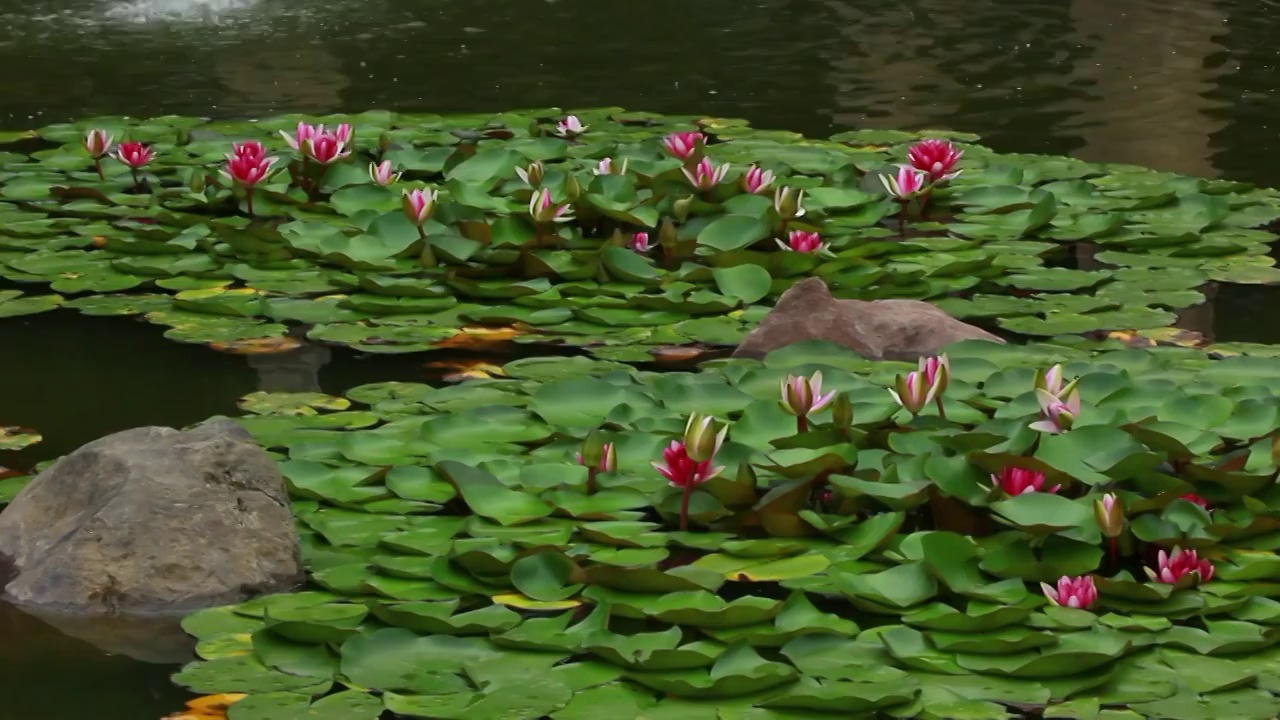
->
[
  {"left": 0, "top": 109, "right": 1279, "bottom": 361},
  {"left": 151, "top": 340, "right": 1280, "bottom": 719}
]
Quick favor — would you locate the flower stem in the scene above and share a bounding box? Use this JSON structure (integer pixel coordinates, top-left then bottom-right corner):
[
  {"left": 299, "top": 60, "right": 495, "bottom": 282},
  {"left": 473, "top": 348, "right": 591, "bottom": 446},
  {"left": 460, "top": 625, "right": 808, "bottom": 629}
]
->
[
  {"left": 797, "top": 416, "right": 808, "bottom": 434},
  {"left": 679, "top": 485, "right": 691, "bottom": 532},
  {"left": 245, "top": 189, "right": 255, "bottom": 217},
  {"left": 94, "top": 159, "right": 103, "bottom": 181},
  {"left": 898, "top": 203, "right": 908, "bottom": 237},
  {"left": 935, "top": 396, "right": 947, "bottom": 419},
  {"left": 586, "top": 468, "right": 598, "bottom": 496},
  {"left": 1108, "top": 537, "right": 1117, "bottom": 564},
  {"left": 919, "top": 190, "right": 932, "bottom": 220},
  {"left": 130, "top": 168, "right": 140, "bottom": 188}
]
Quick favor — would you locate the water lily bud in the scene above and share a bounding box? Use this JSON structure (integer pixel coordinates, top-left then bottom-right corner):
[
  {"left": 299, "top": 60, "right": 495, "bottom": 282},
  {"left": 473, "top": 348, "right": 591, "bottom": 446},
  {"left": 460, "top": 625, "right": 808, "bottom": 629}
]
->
[
  {"left": 672, "top": 197, "right": 693, "bottom": 223},
  {"left": 188, "top": 170, "right": 206, "bottom": 193},
  {"left": 1094, "top": 492, "right": 1124, "bottom": 538},
  {"left": 563, "top": 173, "right": 583, "bottom": 202},
  {"left": 580, "top": 428, "right": 606, "bottom": 469},
  {"left": 831, "top": 393, "right": 853, "bottom": 428},
  {"left": 515, "top": 161, "right": 545, "bottom": 187},
  {"left": 773, "top": 186, "right": 806, "bottom": 220},
  {"left": 683, "top": 413, "right": 726, "bottom": 463},
  {"left": 658, "top": 218, "right": 679, "bottom": 248}
]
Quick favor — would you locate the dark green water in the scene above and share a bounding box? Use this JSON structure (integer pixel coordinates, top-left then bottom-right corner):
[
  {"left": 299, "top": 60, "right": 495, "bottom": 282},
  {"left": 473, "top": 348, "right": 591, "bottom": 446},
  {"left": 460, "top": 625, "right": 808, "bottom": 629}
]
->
[{"left": 3, "top": 0, "right": 1280, "bottom": 716}]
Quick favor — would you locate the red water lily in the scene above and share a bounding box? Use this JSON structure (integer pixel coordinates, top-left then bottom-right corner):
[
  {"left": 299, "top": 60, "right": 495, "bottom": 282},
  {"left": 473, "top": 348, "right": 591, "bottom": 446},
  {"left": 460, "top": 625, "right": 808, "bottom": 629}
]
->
[
  {"left": 991, "top": 467, "right": 1060, "bottom": 496},
  {"left": 1147, "top": 546, "right": 1214, "bottom": 586},
  {"left": 1041, "top": 575, "right": 1097, "bottom": 609}
]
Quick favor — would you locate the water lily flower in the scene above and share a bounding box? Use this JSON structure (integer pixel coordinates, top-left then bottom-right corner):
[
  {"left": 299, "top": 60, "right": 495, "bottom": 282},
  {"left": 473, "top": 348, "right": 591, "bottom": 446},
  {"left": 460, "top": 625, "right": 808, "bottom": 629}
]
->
[
  {"left": 279, "top": 121, "right": 319, "bottom": 152},
  {"left": 773, "top": 186, "right": 806, "bottom": 220},
  {"left": 222, "top": 142, "right": 278, "bottom": 216},
  {"left": 1041, "top": 575, "right": 1097, "bottom": 609},
  {"left": 369, "top": 160, "right": 402, "bottom": 186},
  {"left": 84, "top": 129, "right": 114, "bottom": 180},
  {"left": 515, "top": 161, "right": 545, "bottom": 187},
  {"left": 775, "top": 230, "right": 829, "bottom": 254},
  {"left": 594, "top": 157, "right": 628, "bottom": 175},
  {"left": 554, "top": 115, "right": 587, "bottom": 138},
  {"left": 332, "top": 123, "right": 353, "bottom": 145},
  {"left": 880, "top": 165, "right": 929, "bottom": 200},
  {"left": 304, "top": 131, "right": 350, "bottom": 165},
  {"left": 528, "top": 188, "right": 574, "bottom": 223},
  {"left": 401, "top": 188, "right": 438, "bottom": 226},
  {"left": 991, "top": 466, "right": 1060, "bottom": 496},
  {"left": 629, "top": 232, "right": 651, "bottom": 253},
  {"left": 575, "top": 443, "right": 616, "bottom": 472},
  {"left": 84, "top": 128, "right": 113, "bottom": 158},
  {"left": 662, "top": 131, "right": 704, "bottom": 161},
  {"left": 780, "top": 371, "right": 836, "bottom": 432},
  {"left": 682, "top": 158, "right": 729, "bottom": 191},
  {"left": 1180, "top": 493, "right": 1210, "bottom": 509},
  {"left": 741, "top": 165, "right": 775, "bottom": 194},
  {"left": 1146, "top": 546, "right": 1214, "bottom": 585},
  {"left": 907, "top": 139, "right": 964, "bottom": 183},
  {"left": 654, "top": 440, "right": 724, "bottom": 490},
  {"left": 1094, "top": 492, "right": 1124, "bottom": 538},
  {"left": 683, "top": 413, "right": 728, "bottom": 464},
  {"left": 113, "top": 141, "right": 153, "bottom": 170},
  {"left": 1034, "top": 364, "right": 1071, "bottom": 396},
  {"left": 1030, "top": 387, "right": 1081, "bottom": 434},
  {"left": 657, "top": 416, "right": 727, "bottom": 532},
  {"left": 888, "top": 370, "right": 938, "bottom": 416}
]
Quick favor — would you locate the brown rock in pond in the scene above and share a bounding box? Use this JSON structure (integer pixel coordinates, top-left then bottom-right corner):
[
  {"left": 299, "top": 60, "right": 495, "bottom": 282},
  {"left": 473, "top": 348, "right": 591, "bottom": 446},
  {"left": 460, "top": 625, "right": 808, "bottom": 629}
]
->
[
  {"left": 0, "top": 418, "right": 303, "bottom": 614},
  {"left": 733, "top": 277, "right": 1004, "bottom": 360}
]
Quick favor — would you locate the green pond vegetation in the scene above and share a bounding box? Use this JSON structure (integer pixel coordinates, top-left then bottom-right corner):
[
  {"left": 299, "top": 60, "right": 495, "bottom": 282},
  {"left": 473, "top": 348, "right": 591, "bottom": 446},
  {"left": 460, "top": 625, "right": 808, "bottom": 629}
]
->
[{"left": 3, "top": 108, "right": 1280, "bottom": 719}]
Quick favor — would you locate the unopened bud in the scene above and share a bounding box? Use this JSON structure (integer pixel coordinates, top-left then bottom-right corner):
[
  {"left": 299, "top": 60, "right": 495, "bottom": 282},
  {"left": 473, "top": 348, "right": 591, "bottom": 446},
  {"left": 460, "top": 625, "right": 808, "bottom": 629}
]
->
[
  {"left": 832, "top": 393, "right": 853, "bottom": 428},
  {"left": 673, "top": 197, "right": 693, "bottom": 223},
  {"left": 658, "top": 218, "right": 679, "bottom": 248}
]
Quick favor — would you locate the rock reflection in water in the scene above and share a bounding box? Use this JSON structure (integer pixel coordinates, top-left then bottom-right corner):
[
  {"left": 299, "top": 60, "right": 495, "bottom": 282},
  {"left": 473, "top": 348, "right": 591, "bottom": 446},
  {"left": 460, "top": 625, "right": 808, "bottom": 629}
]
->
[
  {"left": 4, "top": 602, "right": 196, "bottom": 664},
  {"left": 1, "top": 602, "right": 192, "bottom": 719}
]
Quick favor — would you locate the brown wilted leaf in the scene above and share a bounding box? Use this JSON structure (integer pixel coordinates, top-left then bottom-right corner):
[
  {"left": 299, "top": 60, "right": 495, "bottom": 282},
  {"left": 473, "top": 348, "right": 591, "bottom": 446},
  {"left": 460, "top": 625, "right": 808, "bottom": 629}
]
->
[
  {"left": 1105, "top": 330, "right": 1156, "bottom": 349},
  {"left": 208, "top": 336, "right": 304, "bottom": 355},
  {"left": 649, "top": 345, "right": 717, "bottom": 363},
  {"left": 1139, "top": 327, "right": 1206, "bottom": 348}
]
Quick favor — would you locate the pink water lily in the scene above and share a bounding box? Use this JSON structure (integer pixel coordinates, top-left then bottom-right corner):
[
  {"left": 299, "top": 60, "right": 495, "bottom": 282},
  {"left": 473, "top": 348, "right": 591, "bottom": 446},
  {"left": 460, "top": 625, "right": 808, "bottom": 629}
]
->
[
  {"left": 741, "top": 165, "right": 775, "bottom": 194},
  {"left": 776, "top": 230, "right": 829, "bottom": 254},
  {"left": 1147, "top": 546, "right": 1214, "bottom": 586},
  {"left": 1041, "top": 575, "right": 1097, "bottom": 609},
  {"left": 780, "top": 371, "right": 836, "bottom": 432},
  {"left": 656, "top": 417, "right": 727, "bottom": 533},
  {"left": 880, "top": 165, "right": 929, "bottom": 200},
  {"left": 529, "top": 187, "right": 574, "bottom": 223},
  {"left": 113, "top": 141, "right": 153, "bottom": 169},
  {"left": 1094, "top": 492, "right": 1124, "bottom": 537},
  {"left": 83, "top": 128, "right": 113, "bottom": 158},
  {"left": 369, "top": 160, "right": 402, "bottom": 186},
  {"left": 332, "top": 123, "right": 353, "bottom": 145},
  {"left": 889, "top": 370, "right": 939, "bottom": 416},
  {"left": 401, "top": 188, "right": 438, "bottom": 225},
  {"left": 84, "top": 129, "right": 114, "bottom": 180},
  {"left": 1030, "top": 387, "right": 1081, "bottom": 434},
  {"left": 304, "top": 131, "right": 350, "bottom": 165},
  {"left": 682, "top": 158, "right": 729, "bottom": 191},
  {"left": 907, "top": 139, "right": 964, "bottom": 183},
  {"left": 222, "top": 141, "right": 278, "bottom": 216},
  {"left": 1034, "top": 364, "right": 1070, "bottom": 395},
  {"left": 662, "top": 131, "right": 704, "bottom": 161},
  {"left": 594, "top": 157, "right": 628, "bottom": 175},
  {"left": 991, "top": 466, "right": 1059, "bottom": 496},
  {"left": 629, "top": 232, "right": 651, "bottom": 253},
  {"left": 279, "top": 122, "right": 319, "bottom": 152},
  {"left": 554, "top": 115, "right": 587, "bottom": 138}
]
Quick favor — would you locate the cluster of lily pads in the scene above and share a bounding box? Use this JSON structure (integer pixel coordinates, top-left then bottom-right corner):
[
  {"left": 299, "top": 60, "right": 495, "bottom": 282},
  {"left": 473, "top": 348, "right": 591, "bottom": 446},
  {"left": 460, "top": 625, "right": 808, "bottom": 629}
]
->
[
  {"left": 149, "top": 340, "right": 1280, "bottom": 719},
  {"left": 0, "top": 108, "right": 1279, "bottom": 361}
]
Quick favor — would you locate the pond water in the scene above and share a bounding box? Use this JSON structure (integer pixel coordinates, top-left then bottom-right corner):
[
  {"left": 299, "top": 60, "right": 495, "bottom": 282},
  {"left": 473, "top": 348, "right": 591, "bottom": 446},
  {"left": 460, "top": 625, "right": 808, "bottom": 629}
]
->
[{"left": 3, "top": 0, "right": 1280, "bottom": 717}]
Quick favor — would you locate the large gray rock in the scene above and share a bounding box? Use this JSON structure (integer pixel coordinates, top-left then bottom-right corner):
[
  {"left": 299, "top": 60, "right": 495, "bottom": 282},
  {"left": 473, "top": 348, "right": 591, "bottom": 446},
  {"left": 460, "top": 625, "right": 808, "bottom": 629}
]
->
[
  {"left": 734, "top": 277, "right": 1004, "bottom": 360},
  {"left": 0, "top": 419, "right": 303, "bottom": 614}
]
